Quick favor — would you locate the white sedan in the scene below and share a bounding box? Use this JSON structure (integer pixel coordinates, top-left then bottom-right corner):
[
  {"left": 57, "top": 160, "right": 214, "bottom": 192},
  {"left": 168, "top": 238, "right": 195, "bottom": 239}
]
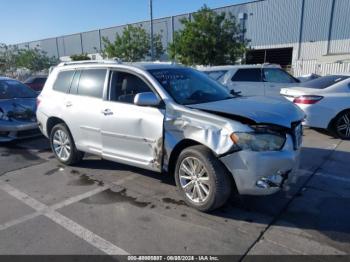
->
[{"left": 281, "top": 74, "right": 350, "bottom": 139}]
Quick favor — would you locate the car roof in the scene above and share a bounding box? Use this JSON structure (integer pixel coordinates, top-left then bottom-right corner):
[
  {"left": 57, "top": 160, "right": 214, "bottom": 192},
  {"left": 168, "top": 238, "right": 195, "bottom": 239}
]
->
[
  {"left": 55, "top": 61, "right": 185, "bottom": 72},
  {"left": 199, "top": 64, "right": 281, "bottom": 71}
]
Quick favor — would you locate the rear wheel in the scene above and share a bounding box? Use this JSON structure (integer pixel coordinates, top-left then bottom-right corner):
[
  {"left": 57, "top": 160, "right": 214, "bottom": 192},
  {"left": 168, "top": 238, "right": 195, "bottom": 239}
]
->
[
  {"left": 174, "top": 145, "right": 232, "bottom": 212},
  {"left": 50, "top": 123, "right": 84, "bottom": 165},
  {"left": 333, "top": 111, "right": 350, "bottom": 140}
]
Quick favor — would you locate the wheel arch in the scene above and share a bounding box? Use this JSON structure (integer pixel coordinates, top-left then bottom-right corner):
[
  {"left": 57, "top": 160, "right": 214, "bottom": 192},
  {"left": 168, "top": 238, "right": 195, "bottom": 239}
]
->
[{"left": 166, "top": 139, "right": 238, "bottom": 194}]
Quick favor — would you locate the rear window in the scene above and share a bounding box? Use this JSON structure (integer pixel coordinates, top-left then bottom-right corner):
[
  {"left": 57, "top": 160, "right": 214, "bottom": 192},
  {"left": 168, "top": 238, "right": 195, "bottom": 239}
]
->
[
  {"left": 77, "top": 69, "right": 106, "bottom": 98},
  {"left": 300, "top": 75, "right": 350, "bottom": 89},
  {"left": 0, "top": 80, "right": 37, "bottom": 99},
  {"left": 232, "top": 69, "right": 262, "bottom": 82},
  {"left": 53, "top": 71, "right": 75, "bottom": 93}
]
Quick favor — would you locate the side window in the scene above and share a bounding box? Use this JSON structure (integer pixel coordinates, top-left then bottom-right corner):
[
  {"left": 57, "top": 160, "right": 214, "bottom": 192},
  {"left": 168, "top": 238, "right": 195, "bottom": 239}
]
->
[
  {"left": 69, "top": 71, "right": 81, "bottom": 94},
  {"left": 78, "top": 69, "right": 107, "bottom": 98},
  {"left": 231, "top": 69, "right": 262, "bottom": 82},
  {"left": 263, "top": 69, "right": 296, "bottom": 83},
  {"left": 53, "top": 71, "right": 75, "bottom": 93},
  {"left": 109, "top": 71, "right": 152, "bottom": 104}
]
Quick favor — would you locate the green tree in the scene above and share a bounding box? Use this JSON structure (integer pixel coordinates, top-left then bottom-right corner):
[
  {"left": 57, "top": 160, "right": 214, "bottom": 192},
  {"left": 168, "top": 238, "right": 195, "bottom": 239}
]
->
[
  {"left": 0, "top": 44, "right": 18, "bottom": 74},
  {"left": 168, "top": 6, "right": 248, "bottom": 66},
  {"left": 70, "top": 53, "right": 91, "bottom": 61},
  {"left": 102, "top": 25, "right": 164, "bottom": 61},
  {"left": 15, "top": 48, "right": 58, "bottom": 72}
]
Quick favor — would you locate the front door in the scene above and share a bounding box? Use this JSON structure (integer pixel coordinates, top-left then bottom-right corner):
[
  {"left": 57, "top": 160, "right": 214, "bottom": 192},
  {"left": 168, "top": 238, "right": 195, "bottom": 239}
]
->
[
  {"left": 101, "top": 71, "right": 165, "bottom": 172},
  {"left": 263, "top": 68, "right": 299, "bottom": 97},
  {"left": 228, "top": 68, "right": 265, "bottom": 96}
]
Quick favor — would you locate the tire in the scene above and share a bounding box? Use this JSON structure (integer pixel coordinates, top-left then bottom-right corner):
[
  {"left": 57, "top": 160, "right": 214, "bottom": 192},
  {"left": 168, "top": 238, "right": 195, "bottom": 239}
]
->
[
  {"left": 50, "top": 123, "right": 84, "bottom": 165},
  {"left": 174, "top": 145, "right": 232, "bottom": 212},
  {"left": 332, "top": 110, "right": 350, "bottom": 140}
]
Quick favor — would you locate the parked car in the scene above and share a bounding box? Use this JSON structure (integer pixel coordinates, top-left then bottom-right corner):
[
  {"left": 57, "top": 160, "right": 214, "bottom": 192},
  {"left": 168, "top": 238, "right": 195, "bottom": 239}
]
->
[
  {"left": 24, "top": 75, "right": 47, "bottom": 92},
  {"left": 297, "top": 73, "right": 320, "bottom": 83},
  {"left": 200, "top": 64, "right": 300, "bottom": 97},
  {"left": 37, "top": 61, "right": 304, "bottom": 211},
  {"left": 0, "top": 76, "right": 40, "bottom": 142},
  {"left": 281, "top": 74, "right": 350, "bottom": 139}
]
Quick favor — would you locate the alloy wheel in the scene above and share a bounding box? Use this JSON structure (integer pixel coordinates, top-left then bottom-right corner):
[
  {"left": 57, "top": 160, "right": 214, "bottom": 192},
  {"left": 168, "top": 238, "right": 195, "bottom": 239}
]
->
[
  {"left": 336, "top": 112, "right": 350, "bottom": 138},
  {"left": 52, "top": 129, "right": 71, "bottom": 161},
  {"left": 179, "top": 157, "right": 211, "bottom": 203}
]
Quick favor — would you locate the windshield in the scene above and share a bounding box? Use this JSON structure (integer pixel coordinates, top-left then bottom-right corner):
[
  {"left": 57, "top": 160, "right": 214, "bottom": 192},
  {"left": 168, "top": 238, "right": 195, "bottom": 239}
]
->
[
  {"left": 149, "top": 68, "right": 232, "bottom": 105},
  {"left": 0, "top": 79, "right": 37, "bottom": 99},
  {"left": 300, "top": 75, "right": 350, "bottom": 89}
]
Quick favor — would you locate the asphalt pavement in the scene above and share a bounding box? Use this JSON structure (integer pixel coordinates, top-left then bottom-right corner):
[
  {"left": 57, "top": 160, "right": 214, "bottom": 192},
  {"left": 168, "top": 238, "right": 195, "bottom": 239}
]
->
[{"left": 0, "top": 128, "right": 349, "bottom": 256}]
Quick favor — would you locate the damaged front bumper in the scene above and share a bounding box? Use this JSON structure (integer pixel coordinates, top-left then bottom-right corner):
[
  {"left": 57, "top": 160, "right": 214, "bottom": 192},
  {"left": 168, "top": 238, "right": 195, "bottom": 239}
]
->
[
  {"left": 220, "top": 134, "right": 300, "bottom": 195},
  {"left": 0, "top": 120, "right": 40, "bottom": 142}
]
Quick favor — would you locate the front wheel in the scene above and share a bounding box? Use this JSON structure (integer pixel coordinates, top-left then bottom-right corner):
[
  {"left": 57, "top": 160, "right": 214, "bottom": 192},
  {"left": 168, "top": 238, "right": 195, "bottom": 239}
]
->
[
  {"left": 50, "top": 123, "right": 84, "bottom": 165},
  {"left": 333, "top": 111, "right": 350, "bottom": 139},
  {"left": 174, "top": 145, "right": 232, "bottom": 212}
]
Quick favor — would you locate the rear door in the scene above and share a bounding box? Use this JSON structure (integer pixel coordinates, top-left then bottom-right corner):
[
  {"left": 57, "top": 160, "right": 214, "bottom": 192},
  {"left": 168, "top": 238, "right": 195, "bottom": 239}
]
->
[
  {"left": 63, "top": 68, "right": 107, "bottom": 155},
  {"left": 227, "top": 68, "right": 265, "bottom": 96},
  {"left": 101, "top": 70, "right": 165, "bottom": 171}
]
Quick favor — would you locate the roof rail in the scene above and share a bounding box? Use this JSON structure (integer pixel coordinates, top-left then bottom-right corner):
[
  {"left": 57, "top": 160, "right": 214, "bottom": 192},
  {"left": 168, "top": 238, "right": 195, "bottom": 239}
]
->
[{"left": 57, "top": 59, "right": 122, "bottom": 67}]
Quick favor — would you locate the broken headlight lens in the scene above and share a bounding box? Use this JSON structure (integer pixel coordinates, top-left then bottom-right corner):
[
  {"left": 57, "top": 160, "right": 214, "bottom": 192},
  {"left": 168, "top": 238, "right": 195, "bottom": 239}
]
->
[{"left": 230, "top": 132, "right": 286, "bottom": 152}]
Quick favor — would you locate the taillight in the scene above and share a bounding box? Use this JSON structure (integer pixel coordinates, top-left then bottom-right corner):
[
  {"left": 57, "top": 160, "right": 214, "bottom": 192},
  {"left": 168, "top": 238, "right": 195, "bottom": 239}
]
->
[{"left": 293, "top": 95, "right": 323, "bottom": 104}]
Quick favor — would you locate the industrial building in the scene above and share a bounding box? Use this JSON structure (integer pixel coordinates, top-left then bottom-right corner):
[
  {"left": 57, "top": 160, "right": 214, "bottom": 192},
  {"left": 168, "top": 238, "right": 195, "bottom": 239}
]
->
[{"left": 14, "top": 0, "right": 350, "bottom": 76}]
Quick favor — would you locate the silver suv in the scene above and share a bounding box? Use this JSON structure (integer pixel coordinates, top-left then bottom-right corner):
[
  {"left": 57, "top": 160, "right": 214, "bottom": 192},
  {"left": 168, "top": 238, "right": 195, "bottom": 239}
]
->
[{"left": 37, "top": 61, "right": 304, "bottom": 211}]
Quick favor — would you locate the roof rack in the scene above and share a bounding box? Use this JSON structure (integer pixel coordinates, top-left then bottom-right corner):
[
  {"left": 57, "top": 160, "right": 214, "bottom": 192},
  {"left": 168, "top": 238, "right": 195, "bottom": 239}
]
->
[{"left": 57, "top": 59, "right": 122, "bottom": 67}]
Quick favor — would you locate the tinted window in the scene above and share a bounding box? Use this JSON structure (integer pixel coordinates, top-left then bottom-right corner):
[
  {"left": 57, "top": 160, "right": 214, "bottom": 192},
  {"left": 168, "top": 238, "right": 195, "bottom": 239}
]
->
[
  {"left": 263, "top": 68, "right": 297, "bottom": 83},
  {"left": 78, "top": 69, "right": 106, "bottom": 98},
  {"left": 53, "top": 71, "right": 75, "bottom": 93},
  {"left": 300, "top": 75, "right": 350, "bottom": 89},
  {"left": 109, "top": 71, "right": 152, "bottom": 104},
  {"left": 149, "top": 68, "right": 232, "bottom": 105},
  {"left": 34, "top": 77, "right": 47, "bottom": 84},
  {"left": 0, "top": 80, "right": 37, "bottom": 99},
  {"left": 204, "top": 70, "right": 228, "bottom": 81},
  {"left": 232, "top": 69, "right": 262, "bottom": 82}
]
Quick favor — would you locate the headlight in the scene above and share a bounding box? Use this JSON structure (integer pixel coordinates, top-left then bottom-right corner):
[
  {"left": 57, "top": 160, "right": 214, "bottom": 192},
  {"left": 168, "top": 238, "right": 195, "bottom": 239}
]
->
[
  {"left": 230, "top": 132, "right": 286, "bottom": 152},
  {"left": 0, "top": 109, "right": 9, "bottom": 121}
]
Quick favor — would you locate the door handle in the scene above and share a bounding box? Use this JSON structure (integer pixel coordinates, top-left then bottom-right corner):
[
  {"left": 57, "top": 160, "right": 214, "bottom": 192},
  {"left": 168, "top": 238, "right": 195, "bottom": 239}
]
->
[
  {"left": 101, "top": 109, "right": 113, "bottom": 116},
  {"left": 65, "top": 101, "right": 73, "bottom": 107}
]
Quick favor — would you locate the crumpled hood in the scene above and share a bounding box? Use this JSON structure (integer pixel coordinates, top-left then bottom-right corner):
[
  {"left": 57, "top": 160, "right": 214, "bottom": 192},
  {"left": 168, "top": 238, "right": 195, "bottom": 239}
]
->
[
  {"left": 0, "top": 98, "right": 37, "bottom": 122},
  {"left": 189, "top": 96, "right": 305, "bottom": 128}
]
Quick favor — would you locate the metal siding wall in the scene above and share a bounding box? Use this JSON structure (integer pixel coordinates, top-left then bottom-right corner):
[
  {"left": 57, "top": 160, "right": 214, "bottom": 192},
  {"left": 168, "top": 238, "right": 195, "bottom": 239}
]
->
[
  {"left": 301, "top": 0, "right": 332, "bottom": 42},
  {"left": 81, "top": 30, "right": 101, "bottom": 53},
  {"left": 62, "top": 34, "right": 83, "bottom": 56},
  {"left": 41, "top": 38, "right": 59, "bottom": 57},
  {"left": 100, "top": 25, "right": 125, "bottom": 43},
  {"left": 245, "top": 0, "right": 302, "bottom": 46},
  {"left": 329, "top": 0, "right": 350, "bottom": 53}
]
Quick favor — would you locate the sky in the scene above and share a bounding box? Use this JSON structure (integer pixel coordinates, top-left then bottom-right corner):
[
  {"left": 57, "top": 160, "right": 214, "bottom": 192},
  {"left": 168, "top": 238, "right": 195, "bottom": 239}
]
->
[{"left": 0, "top": 0, "right": 249, "bottom": 45}]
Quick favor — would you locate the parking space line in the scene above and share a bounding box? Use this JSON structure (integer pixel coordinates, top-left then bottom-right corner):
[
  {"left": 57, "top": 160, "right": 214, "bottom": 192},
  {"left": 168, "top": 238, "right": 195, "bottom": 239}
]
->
[
  {"left": 0, "top": 212, "right": 40, "bottom": 231},
  {"left": 0, "top": 179, "right": 133, "bottom": 255},
  {"left": 316, "top": 173, "right": 350, "bottom": 183}
]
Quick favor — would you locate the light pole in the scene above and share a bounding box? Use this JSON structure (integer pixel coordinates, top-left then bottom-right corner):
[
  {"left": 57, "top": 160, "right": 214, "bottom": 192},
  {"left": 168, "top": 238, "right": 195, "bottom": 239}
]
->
[{"left": 149, "top": 0, "right": 154, "bottom": 61}]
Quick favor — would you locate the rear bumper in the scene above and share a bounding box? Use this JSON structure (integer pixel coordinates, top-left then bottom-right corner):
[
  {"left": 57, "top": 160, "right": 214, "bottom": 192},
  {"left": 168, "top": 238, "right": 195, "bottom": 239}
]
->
[
  {"left": 0, "top": 120, "right": 40, "bottom": 142},
  {"left": 220, "top": 135, "right": 300, "bottom": 195}
]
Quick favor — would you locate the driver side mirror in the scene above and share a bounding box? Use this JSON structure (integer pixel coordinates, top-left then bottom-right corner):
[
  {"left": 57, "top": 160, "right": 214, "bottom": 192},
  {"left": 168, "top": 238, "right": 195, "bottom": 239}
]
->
[
  {"left": 134, "top": 92, "right": 161, "bottom": 106},
  {"left": 230, "top": 89, "right": 242, "bottom": 96}
]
